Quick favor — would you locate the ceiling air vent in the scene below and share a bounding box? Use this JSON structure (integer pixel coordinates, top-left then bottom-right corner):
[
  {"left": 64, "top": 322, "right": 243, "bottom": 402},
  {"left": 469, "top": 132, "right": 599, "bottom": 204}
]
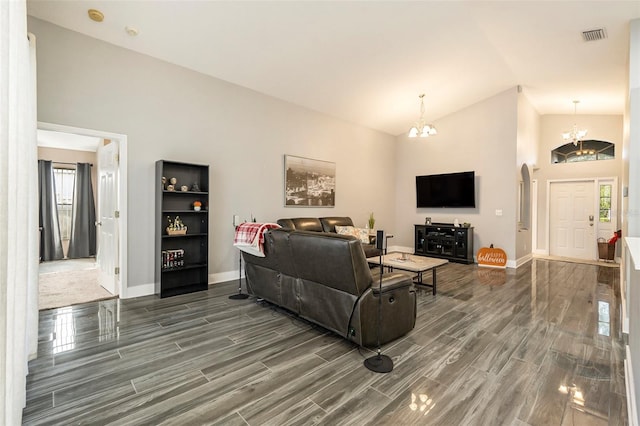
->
[{"left": 582, "top": 28, "right": 607, "bottom": 42}]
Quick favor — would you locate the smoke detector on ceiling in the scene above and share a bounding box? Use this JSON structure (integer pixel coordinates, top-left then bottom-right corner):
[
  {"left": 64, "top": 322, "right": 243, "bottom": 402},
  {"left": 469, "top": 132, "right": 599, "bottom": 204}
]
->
[
  {"left": 125, "top": 26, "right": 139, "bottom": 37},
  {"left": 582, "top": 28, "right": 607, "bottom": 42}
]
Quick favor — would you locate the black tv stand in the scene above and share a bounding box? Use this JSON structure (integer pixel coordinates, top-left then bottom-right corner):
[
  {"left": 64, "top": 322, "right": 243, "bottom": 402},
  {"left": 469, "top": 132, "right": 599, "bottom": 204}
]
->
[{"left": 414, "top": 223, "right": 474, "bottom": 264}]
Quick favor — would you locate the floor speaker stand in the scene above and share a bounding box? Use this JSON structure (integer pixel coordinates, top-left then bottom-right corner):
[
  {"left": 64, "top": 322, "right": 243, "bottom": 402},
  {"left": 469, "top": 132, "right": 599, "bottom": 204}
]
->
[
  {"left": 364, "top": 236, "right": 393, "bottom": 373},
  {"left": 229, "top": 251, "right": 249, "bottom": 300}
]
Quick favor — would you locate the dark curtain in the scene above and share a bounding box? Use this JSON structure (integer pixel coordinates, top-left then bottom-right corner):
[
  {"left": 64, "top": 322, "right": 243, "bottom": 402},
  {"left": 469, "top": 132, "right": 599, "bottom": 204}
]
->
[
  {"left": 67, "top": 163, "right": 96, "bottom": 258},
  {"left": 38, "top": 160, "right": 64, "bottom": 261}
]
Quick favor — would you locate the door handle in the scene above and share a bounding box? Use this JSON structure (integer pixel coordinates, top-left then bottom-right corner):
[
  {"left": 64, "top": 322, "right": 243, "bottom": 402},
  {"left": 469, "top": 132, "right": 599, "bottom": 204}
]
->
[{"left": 95, "top": 221, "right": 102, "bottom": 226}]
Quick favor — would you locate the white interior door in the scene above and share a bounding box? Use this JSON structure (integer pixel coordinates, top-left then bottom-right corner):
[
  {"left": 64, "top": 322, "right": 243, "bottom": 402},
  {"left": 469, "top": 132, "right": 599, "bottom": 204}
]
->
[
  {"left": 97, "top": 140, "right": 119, "bottom": 295},
  {"left": 549, "top": 181, "right": 596, "bottom": 260}
]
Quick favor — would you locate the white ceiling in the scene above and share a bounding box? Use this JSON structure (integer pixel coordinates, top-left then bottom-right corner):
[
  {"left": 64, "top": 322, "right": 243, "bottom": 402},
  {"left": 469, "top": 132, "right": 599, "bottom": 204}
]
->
[
  {"left": 27, "top": 1, "right": 640, "bottom": 136},
  {"left": 37, "top": 129, "right": 101, "bottom": 151}
]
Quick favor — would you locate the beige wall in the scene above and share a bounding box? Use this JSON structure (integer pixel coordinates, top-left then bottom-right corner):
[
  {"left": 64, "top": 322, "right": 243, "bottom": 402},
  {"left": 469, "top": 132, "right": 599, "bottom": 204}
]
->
[
  {"left": 515, "top": 91, "right": 541, "bottom": 261},
  {"left": 394, "top": 88, "right": 519, "bottom": 263},
  {"left": 625, "top": 19, "right": 640, "bottom": 237},
  {"left": 29, "top": 17, "right": 397, "bottom": 291},
  {"left": 622, "top": 19, "right": 640, "bottom": 422},
  {"left": 533, "top": 114, "right": 623, "bottom": 252}
]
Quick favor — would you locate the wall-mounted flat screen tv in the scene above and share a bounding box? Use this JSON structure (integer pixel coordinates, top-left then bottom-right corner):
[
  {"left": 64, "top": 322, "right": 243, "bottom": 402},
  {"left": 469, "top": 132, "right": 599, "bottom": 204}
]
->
[{"left": 416, "top": 171, "right": 476, "bottom": 208}]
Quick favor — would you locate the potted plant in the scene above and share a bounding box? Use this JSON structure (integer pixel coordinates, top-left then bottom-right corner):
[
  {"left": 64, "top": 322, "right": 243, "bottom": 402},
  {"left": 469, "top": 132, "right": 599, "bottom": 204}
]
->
[
  {"left": 193, "top": 201, "right": 202, "bottom": 211},
  {"left": 368, "top": 212, "right": 375, "bottom": 230}
]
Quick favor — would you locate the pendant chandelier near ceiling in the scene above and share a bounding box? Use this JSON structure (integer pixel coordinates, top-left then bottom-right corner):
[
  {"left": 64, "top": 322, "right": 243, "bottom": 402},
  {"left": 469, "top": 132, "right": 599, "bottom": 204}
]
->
[
  {"left": 409, "top": 94, "right": 437, "bottom": 138},
  {"left": 562, "top": 100, "right": 587, "bottom": 145},
  {"left": 574, "top": 140, "right": 595, "bottom": 156}
]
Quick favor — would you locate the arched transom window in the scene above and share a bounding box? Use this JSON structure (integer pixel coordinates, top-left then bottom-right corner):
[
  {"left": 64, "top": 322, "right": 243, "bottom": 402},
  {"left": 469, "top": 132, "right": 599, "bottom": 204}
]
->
[{"left": 551, "top": 139, "right": 615, "bottom": 164}]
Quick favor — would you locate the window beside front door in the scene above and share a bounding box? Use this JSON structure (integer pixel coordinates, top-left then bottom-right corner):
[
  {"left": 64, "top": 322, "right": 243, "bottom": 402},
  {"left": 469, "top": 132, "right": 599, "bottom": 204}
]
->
[{"left": 599, "top": 184, "right": 612, "bottom": 223}]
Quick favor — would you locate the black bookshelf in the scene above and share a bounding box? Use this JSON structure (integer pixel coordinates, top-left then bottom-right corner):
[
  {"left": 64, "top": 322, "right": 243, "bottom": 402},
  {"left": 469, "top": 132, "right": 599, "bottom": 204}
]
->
[{"left": 155, "top": 160, "right": 209, "bottom": 297}]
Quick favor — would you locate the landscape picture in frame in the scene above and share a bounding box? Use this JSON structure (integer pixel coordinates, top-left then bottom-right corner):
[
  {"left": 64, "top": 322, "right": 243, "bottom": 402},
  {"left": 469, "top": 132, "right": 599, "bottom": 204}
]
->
[{"left": 284, "top": 155, "right": 336, "bottom": 207}]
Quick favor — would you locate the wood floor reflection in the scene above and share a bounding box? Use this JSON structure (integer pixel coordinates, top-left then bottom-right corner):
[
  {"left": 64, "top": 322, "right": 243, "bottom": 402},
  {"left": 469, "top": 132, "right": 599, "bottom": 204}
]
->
[{"left": 23, "top": 259, "right": 627, "bottom": 425}]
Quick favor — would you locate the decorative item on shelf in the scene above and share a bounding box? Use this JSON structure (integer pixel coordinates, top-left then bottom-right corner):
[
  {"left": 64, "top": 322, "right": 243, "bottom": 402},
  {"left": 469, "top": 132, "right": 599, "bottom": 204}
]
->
[
  {"left": 161, "top": 248, "right": 185, "bottom": 269},
  {"left": 193, "top": 201, "right": 202, "bottom": 211},
  {"left": 170, "top": 177, "right": 177, "bottom": 185},
  {"left": 180, "top": 185, "right": 189, "bottom": 192},
  {"left": 462, "top": 222, "right": 471, "bottom": 228},
  {"left": 368, "top": 212, "right": 375, "bottom": 230},
  {"left": 453, "top": 218, "right": 460, "bottom": 227},
  {"left": 167, "top": 184, "right": 175, "bottom": 191},
  {"left": 162, "top": 176, "right": 167, "bottom": 189},
  {"left": 191, "top": 182, "right": 200, "bottom": 192},
  {"left": 166, "top": 215, "right": 187, "bottom": 235},
  {"left": 425, "top": 217, "right": 431, "bottom": 225}
]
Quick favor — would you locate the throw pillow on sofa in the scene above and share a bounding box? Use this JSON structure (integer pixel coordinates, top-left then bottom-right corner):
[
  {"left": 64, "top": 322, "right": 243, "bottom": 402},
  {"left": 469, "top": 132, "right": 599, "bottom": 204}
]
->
[{"left": 335, "top": 225, "right": 370, "bottom": 244}]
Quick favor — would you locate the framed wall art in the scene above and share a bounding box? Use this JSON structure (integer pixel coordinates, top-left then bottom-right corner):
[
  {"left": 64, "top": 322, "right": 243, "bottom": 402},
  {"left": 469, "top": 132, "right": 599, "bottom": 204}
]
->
[{"left": 284, "top": 155, "right": 335, "bottom": 207}]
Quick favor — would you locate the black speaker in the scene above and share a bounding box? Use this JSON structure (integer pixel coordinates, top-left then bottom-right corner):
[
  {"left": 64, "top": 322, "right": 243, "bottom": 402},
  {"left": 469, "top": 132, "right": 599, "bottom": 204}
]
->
[{"left": 376, "top": 230, "right": 385, "bottom": 250}]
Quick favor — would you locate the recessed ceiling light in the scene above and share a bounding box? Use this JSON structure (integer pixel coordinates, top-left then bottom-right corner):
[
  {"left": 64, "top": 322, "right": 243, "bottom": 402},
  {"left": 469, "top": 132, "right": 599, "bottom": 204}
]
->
[
  {"left": 125, "top": 26, "right": 139, "bottom": 37},
  {"left": 87, "top": 9, "right": 104, "bottom": 23}
]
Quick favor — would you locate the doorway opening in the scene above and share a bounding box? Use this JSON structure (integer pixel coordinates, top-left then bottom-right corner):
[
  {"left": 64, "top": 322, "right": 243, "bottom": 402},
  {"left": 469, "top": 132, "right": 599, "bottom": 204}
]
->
[{"left": 37, "top": 122, "right": 128, "bottom": 309}]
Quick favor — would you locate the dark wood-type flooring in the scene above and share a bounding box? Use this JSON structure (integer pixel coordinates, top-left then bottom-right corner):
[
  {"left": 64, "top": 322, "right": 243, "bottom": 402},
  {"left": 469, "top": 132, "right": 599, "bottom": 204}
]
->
[{"left": 23, "top": 259, "right": 627, "bottom": 425}]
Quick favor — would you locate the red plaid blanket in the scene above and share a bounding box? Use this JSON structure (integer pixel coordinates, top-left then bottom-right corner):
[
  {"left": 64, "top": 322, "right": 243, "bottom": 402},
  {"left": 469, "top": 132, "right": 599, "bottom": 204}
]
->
[{"left": 234, "top": 222, "right": 281, "bottom": 257}]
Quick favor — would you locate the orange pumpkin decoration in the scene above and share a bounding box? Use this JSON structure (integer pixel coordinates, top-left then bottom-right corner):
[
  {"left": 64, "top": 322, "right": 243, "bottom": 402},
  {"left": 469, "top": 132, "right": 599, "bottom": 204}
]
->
[{"left": 477, "top": 244, "right": 507, "bottom": 268}]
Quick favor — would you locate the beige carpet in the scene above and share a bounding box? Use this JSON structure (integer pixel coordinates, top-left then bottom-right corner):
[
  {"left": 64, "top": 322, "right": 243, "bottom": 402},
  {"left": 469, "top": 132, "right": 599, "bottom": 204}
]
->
[{"left": 39, "top": 268, "right": 115, "bottom": 311}]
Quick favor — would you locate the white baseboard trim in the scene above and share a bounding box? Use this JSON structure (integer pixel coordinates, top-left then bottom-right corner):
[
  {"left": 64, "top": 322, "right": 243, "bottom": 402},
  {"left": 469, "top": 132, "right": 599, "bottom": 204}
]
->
[
  {"left": 515, "top": 254, "right": 533, "bottom": 268},
  {"left": 478, "top": 263, "right": 506, "bottom": 269},
  {"left": 120, "top": 274, "right": 239, "bottom": 299},
  {"left": 209, "top": 270, "right": 243, "bottom": 285},
  {"left": 626, "top": 345, "right": 638, "bottom": 426},
  {"left": 622, "top": 277, "right": 630, "bottom": 334},
  {"left": 121, "top": 283, "right": 155, "bottom": 299},
  {"left": 533, "top": 249, "right": 548, "bottom": 256}
]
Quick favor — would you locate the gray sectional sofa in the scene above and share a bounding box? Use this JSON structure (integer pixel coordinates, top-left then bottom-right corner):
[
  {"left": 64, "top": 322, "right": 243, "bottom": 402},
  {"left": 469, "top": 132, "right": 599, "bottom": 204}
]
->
[
  {"left": 276, "top": 216, "right": 381, "bottom": 258},
  {"left": 241, "top": 226, "right": 417, "bottom": 347}
]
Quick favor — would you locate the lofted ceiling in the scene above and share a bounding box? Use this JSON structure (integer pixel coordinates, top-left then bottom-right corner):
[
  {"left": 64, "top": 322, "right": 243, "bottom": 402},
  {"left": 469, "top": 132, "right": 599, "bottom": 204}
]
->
[{"left": 26, "top": 1, "right": 640, "bottom": 136}]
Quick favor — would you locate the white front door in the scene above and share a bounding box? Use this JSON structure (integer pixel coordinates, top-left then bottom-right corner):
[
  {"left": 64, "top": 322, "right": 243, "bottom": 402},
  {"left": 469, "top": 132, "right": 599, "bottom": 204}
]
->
[
  {"left": 97, "top": 140, "right": 119, "bottom": 295},
  {"left": 549, "top": 181, "right": 596, "bottom": 260}
]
